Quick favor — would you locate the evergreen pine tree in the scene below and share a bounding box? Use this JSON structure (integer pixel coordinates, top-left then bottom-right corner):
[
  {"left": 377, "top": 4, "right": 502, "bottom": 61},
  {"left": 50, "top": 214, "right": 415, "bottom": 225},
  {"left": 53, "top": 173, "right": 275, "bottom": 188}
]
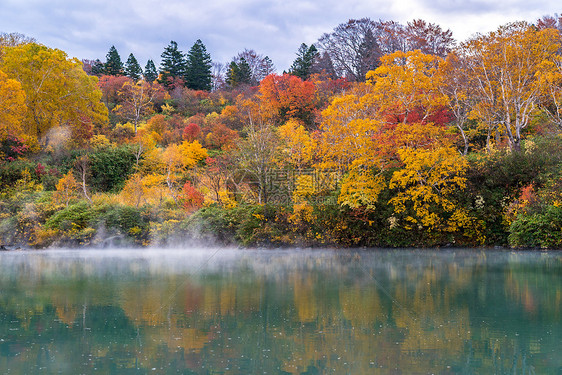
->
[
  {"left": 357, "top": 29, "right": 381, "bottom": 79},
  {"left": 310, "top": 51, "right": 337, "bottom": 78},
  {"left": 259, "top": 56, "right": 276, "bottom": 79},
  {"left": 144, "top": 59, "right": 158, "bottom": 83},
  {"left": 159, "top": 41, "right": 187, "bottom": 87},
  {"left": 225, "top": 61, "right": 240, "bottom": 87},
  {"left": 289, "top": 43, "right": 318, "bottom": 80},
  {"left": 226, "top": 58, "right": 252, "bottom": 87},
  {"left": 91, "top": 59, "right": 105, "bottom": 76},
  {"left": 185, "top": 39, "right": 212, "bottom": 91},
  {"left": 104, "top": 45, "right": 123, "bottom": 76},
  {"left": 125, "top": 53, "right": 143, "bottom": 81}
]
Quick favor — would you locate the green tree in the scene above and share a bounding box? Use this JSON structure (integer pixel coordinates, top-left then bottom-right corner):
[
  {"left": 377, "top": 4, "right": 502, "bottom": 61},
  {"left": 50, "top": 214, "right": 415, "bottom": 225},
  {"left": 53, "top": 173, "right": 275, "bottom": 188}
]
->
[
  {"left": 226, "top": 58, "right": 252, "bottom": 87},
  {"left": 104, "top": 46, "right": 123, "bottom": 76},
  {"left": 144, "top": 59, "right": 158, "bottom": 83},
  {"left": 159, "top": 41, "right": 186, "bottom": 88},
  {"left": 91, "top": 59, "right": 105, "bottom": 76},
  {"left": 289, "top": 43, "right": 318, "bottom": 80},
  {"left": 124, "top": 53, "right": 142, "bottom": 81},
  {"left": 260, "top": 56, "right": 276, "bottom": 79},
  {"left": 185, "top": 39, "right": 212, "bottom": 91}
]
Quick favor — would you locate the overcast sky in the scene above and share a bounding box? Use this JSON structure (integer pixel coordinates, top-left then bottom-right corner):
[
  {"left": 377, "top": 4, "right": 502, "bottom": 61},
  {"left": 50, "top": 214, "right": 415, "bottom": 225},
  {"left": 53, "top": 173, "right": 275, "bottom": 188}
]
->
[{"left": 1, "top": 0, "right": 559, "bottom": 71}]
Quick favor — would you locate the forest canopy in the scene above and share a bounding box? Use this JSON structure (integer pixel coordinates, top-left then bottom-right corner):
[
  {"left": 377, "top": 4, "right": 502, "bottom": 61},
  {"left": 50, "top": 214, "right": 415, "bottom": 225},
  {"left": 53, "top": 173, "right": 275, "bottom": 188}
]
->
[{"left": 1, "top": 16, "right": 562, "bottom": 249}]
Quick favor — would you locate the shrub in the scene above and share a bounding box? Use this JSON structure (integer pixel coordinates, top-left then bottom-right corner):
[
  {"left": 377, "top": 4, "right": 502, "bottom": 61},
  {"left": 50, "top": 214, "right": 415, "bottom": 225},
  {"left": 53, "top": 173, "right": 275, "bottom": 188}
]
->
[
  {"left": 508, "top": 206, "right": 562, "bottom": 248},
  {"left": 88, "top": 146, "right": 137, "bottom": 192}
]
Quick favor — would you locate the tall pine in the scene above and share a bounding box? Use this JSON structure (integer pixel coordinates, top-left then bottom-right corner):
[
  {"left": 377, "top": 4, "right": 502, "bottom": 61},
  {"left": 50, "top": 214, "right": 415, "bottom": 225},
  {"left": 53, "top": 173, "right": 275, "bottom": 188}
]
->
[
  {"left": 226, "top": 58, "right": 252, "bottom": 87},
  {"left": 125, "top": 53, "right": 143, "bottom": 81},
  {"left": 260, "top": 56, "right": 276, "bottom": 79},
  {"left": 144, "top": 60, "right": 158, "bottom": 83},
  {"left": 159, "top": 41, "right": 187, "bottom": 87},
  {"left": 105, "top": 46, "right": 123, "bottom": 76},
  {"left": 289, "top": 43, "right": 318, "bottom": 80},
  {"left": 185, "top": 39, "right": 212, "bottom": 91},
  {"left": 91, "top": 59, "right": 105, "bottom": 76}
]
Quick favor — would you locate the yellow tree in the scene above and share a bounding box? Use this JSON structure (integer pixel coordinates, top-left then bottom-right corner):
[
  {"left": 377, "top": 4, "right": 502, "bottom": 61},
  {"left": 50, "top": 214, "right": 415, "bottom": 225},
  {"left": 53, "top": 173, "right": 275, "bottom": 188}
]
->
[
  {"left": 319, "top": 51, "right": 451, "bottom": 209},
  {"left": 129, "top": 125, "right": 157, "bottom": 168},
  {"left": 277, "top": 119, "right": 315, "bottom": 170},
  {"left": 120, "top": 173, "right": 167, "bottom": 208},
  {"left": 461, "top": 22, "right": 560, "bottom": 151},
  {"left": 0, "top": 69, "right": 26, "bottom": 139},
  {"left": 53, "top": 171, "right": 79, "bottom": 206},
  {"left": 0, "top": 43, "right": 108, "bottom": 143},
  {"left": 161, "top": 140, "right": 207, "bottom": 204},
  {"left": 316, "top": 83, "right": 379, "bottom": 171},
  {"left": 113, "top": 81, "right": 162, "bottom": 133},
  {"left": 538, "top": 50, "right": 562, "bottom": 130},
  {"left": 367, "top": 50, "right": 448, "bottom": 125},
  {"left": 388, "top": 146, "right": 480, "bottom": 240},
  {"left": 235, "top": 96, "right": 281, "bottom": 204},
  {"left": 437, "top": 52, "right": 477, "bottom": 155}
]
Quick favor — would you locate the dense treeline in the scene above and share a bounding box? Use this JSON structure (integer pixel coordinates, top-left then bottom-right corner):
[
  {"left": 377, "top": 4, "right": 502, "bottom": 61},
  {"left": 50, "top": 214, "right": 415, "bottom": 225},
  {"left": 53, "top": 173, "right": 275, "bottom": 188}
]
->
[{"left": 1, "top": 15, "right": 562, "bottom": 249}]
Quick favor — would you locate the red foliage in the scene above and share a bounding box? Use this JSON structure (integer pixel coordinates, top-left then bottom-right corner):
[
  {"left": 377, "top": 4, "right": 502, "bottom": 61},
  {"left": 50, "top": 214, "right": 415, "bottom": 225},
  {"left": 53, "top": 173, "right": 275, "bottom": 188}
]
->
[
  {"left": 35, "top": 163, "right": 45, "bottom": 177},
  {"left": 183, "top": 123, "right": 201, "bottom": 142},
  {"left": 205, "top": 123, "right": 239, "bottom": 149},
  {"left": 312, "top": 74, "right": 352, "bottom": 110},
  {"left": 97, "top": 75, "right": 132, "bottom": 105},
  {"left": 182, "top": 181, "right": 204, "bottom": 211},
  {"left": 382, "top": 105, "right": 452, "bottom": 126},
  {"left": 258, "top": 73, "right": 317, "bottom": 127}
]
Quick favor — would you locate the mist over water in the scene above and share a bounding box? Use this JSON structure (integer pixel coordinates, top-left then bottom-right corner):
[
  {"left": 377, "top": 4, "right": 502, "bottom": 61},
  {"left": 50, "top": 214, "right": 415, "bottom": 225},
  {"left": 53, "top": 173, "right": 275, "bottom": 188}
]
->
[{"left": 0, "top": 248, "right": 560, "bottom": 374}]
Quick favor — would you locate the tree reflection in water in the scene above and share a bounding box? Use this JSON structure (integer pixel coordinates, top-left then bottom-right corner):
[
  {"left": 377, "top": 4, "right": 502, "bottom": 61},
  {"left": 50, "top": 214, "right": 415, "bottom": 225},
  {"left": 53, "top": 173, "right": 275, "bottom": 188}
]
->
[{"left": 0, "top": 248, "right": 560, "bottom": 374}]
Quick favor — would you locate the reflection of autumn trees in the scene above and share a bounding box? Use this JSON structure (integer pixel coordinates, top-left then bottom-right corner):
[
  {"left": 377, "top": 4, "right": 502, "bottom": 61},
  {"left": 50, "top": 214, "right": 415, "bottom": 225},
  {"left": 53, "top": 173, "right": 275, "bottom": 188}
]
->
[{"left": 0, "top": 252, "right": 561, "bottom": 373}]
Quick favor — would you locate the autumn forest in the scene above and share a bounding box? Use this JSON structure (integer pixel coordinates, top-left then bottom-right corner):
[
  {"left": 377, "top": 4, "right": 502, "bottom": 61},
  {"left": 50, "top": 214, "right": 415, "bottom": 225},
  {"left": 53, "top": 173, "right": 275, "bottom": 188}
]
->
[{"left": 2, "top": 16, "right": 562, "bottom": 249}]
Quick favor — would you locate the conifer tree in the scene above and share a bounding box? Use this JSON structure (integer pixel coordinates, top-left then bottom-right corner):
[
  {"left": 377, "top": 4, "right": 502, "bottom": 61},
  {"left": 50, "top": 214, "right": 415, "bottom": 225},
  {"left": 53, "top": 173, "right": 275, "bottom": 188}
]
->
[
  {"left": 159, "top": 41, "right": 187, "bottom": 87},
  {"left": 104, "top": 45, "right": 123, "bottom": 76},
  {"left": 91, "top": 59, "right": 105, "bottom": 76},
  {"left": 226, "top": 61, "right": 240, "bottom": 87},
  {"left": 144, "top": 59, "right": 158, "bottom": 83},
  {"left": 125, "top": 53, "right": 143, "bottom": 81},
  {"left": 226, "top": 58, "right": 252, "bottom": 87},
  {"left": 289, "top": 43, "right": 318, "bottom": 80},
  {"left": 185, "top": 39, "right": 212, "bottom": 91},
  {"left": 260, "top": 56, "right": 276, "bottom": 79}
]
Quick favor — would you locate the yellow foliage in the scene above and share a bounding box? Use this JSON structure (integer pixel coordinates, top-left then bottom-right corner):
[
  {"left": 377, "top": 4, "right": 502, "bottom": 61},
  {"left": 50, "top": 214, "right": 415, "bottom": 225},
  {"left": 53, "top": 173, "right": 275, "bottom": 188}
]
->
[
  {"left": 0, "top": 43, "right": 108, "bottom": 142},
  {"left": 338, "top": 168, "right": 387, "bottom": 209},
  {"left": 0, "top": 69, "right": 26, "bottom": 138},
  {"left": 317, "top": 90, "right": 380, "bottom": 169},
  {"left": 366, "top": 50, "right": 448, "bottom": 122},
  {"left": 278, "top": 119, "right": 316, "bottom": 168},
  {"left": 462, "top": 22, "right": 561, "bottom": 150},
  {"left": 293, "top": 175, "right": 314, "bottom": 201},
  {"left": 120, "top": 173, "right": 167, "bottom": 207},
  {"left": 289, "top": 201, "right": 314, "bottom": 226},
  {"left": 53, "top": 170, "right": 78, "bottom": 206},
  {"left": 388, "top": 146, "right": 481, "bottom": 238},
  {"left": 179, "top": 140, "right": 208, "bottom": 168},
  {"left": 160, "top": 102, "right": 174, "bottom": 115},
  {"left": 89, "top": 134, "right": 111, "bottom": 149},
  {"left": 218, "top": 190, "right": 237, "bottom": 209}
]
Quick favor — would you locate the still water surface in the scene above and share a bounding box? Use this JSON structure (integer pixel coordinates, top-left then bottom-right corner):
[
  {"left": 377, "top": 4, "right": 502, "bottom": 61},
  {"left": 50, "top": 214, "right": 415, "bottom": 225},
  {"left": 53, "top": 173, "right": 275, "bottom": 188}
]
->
[{"left": 0, "top": 248, "right": 560, "bottom": 374}]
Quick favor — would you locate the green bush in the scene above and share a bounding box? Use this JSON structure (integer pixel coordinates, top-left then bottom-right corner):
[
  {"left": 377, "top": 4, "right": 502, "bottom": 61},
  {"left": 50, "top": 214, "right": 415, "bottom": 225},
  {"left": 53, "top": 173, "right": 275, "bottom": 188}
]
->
[
  {"left": 0, "top": 160, "right": 37, "bottom": 190},
  {"left": 465, "top": 136, "right": 562, "bottom": 245},
  {"left": 89, "top": 146, "right": 137, "bottom": 192},
  {"left": 45, "top": 201, "right": 97, "bottom": 231},
  {"left": 97, "top": 205, "right": 150, "bottom": 240},
  {"left": 508, "top": 205, "right": 562, "bottom": 249}
]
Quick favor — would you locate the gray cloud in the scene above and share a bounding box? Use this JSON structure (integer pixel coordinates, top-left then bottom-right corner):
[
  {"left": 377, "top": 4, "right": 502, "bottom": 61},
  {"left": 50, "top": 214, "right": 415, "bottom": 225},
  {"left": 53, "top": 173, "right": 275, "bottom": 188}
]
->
[{"left": 1, "top": 0, "right": 559, "bottom": 72}]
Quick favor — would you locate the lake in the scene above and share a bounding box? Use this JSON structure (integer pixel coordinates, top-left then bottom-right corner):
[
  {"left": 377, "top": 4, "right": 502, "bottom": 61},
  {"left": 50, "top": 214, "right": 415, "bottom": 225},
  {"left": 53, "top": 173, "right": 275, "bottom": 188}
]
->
[{"left": 0, "top": 248, "right": 560, "bottom": 374}]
